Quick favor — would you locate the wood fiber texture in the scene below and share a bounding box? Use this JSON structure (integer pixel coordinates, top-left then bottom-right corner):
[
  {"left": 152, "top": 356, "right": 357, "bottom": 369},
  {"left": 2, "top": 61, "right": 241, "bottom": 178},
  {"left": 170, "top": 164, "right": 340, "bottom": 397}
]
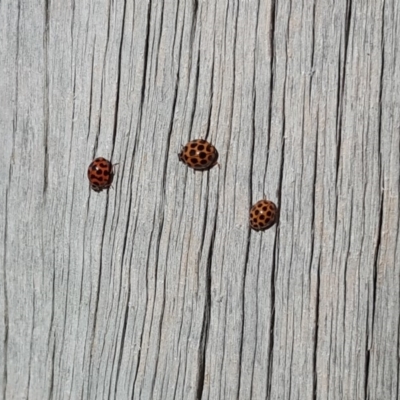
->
[{"left": 1, "top": 0, "right": 399, "bottom": 399}]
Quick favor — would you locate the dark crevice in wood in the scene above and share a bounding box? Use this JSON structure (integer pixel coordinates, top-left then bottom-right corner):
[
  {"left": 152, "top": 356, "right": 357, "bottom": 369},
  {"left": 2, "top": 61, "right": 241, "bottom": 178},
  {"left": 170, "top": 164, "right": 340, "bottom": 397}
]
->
[
  {"left": 333, "top": 49, "right": 341, "bottom": 244},
  {"left": 196, "top": 222, "right": 214, "bottom": 400},
  {"left": 252, "top": 0, "right": 260, "bottom": 194},
  {"left": 27, "top": 288, "right": 35, "bottom": 396},
  {"left": 190, "top": 0, "right": 198, "bottom": 70},
  {"left": 48, "top": 225, "right": 56, "bottom": 400},
  {"left": 205, "top": 56, "right": 214, "bottom": 142},
  {"left": 396, "top": 312, "right": 400, "bottom": 400},
  {"left": 335, "top": 50, "right": 342, "bottom": 184},
  {"left": 336, "top": 0, "right": 352, "bottom": 180},
  {"left": 311, "top": 111, "right": 319, "bottom": 400},
  {"left": 266, "top": 3, "right": 277, "bottom": 397},
  {"left": 268, "top": 86, "right": 284, "bottom": 400},
  {"left": 139, "top": 0, "right": 152, "bottom": 115},
  {"left": 13, "top": 1, "right": 21, "bottom": 136},
  {"left": 2, "top": 190, "right": 9, "bottom": 399},
  {"left": 248, "top": 248, "right": 260, "bottom": 400},
  {"left": 242, "top": 0, "right": 262, "bottom": 394},
  {"left": 220, "top": 0, "right": 237, "bottom": 183},
  {"left": 114, "top": 169, "right": 134, "bottom": 393},
  {"left": 111, "top": 0, "right": 127, "bottom": 161},
  {"left": 60, "top": 250, "right": 71, "bottom": 396},
  {"left": 129, "top": 236, "right": 143, "bottom": 397},
  {"left": 43, "top": 0, "right": 50, "bottom": 195},
  {"left": 95, "top": 1, "right": 115, "bottom": 154},
  {"left": 49, "top": 334, "right": 55, "bottom": 399},
  {"left": 266, "top": 0, "right": 276, "bottom": 194},
  {"left": 267, "top": 235, "right": 277, "bottom": 399},
  {"left": 205, "top": 3, "right": 218, "bottom": 144},
  {"left": 327, "top": 313, "right": 334, "bottom": 394},
  {"left": 171, "top": 0, "right": 180, "bottom": 56},
  {"left": 88, "top": 49, "right": 95, "bottom": 141},
  {"left": 171, "top": 0, "right": 184, "bottom": 141},
  {"left": 148, "top": 215, "right": 166, "bottom": 400},
  {"left": 239, "top": 227, "right": 253, "bottom": 399},
  {"left": 197, "top": 165, "right": 219, "bottom": 396},
  {"left": 88, "top": 198, "right": 110, "bottom": 395},
  {"left": 183, "top": 0, "right": 200, "bottom": 146},
  {"left": 364, "top": 298, "right": 371, "bottom": 400},
  {"left": 288, "top": 315, "right": 294, "bottom": 399},
  {"left": 134, "top": 231, "right": 156, "bottom": 399},
  {"left": 219, "top": 295, "right": 228, "bottom": 400},
  {"left": 343, "top": 192, "right": 353, "bottom": 314},
  {"left": 124, "top": 197, "right": 141, "bottom": 397},
  {"left": 48, "top": 286, "right": 56, "bottom": 398},
  {"left": 250, "top": 43, "right": 256, "bottom": 200},
  {"left": 114, "top": 292, "right": 130, "bottom": 399},
  {"left": 154, "top": 1, "right": 165, "bottom": 82},
  {"left": 163, "top": 39, "right": 180, "bottom": 193},
  {"left": 108, "top": 336, "right": 119, "bottom": 400},
  {"left": 309, "top": 0, "right": 316, "bottom": 100},
  {"left": 94, "top": 67, "right": 103, "bottom": 155},
  {"left": 312, "top": 253, "right": 321, "bottom": 400},
  {"left": 232, "top": 1, "right": 242, "bottom": 393},
  {"left": 310, "top": 112, "right": 319, "bottom": 276},
  {"left": 189, "top": 45, "right": 200, "bottom": 141},
  {"left": 366, "top": 182, "right": 383, "bottom": 396},
  {"left": 105, "top": 0, "right": 113, "bottom": 54},
  {"left": 255, "top": 2, "right": 269, "bottom": 191},
  {"left": 70, "top": 0, "right": 75, "bottom": 54}
]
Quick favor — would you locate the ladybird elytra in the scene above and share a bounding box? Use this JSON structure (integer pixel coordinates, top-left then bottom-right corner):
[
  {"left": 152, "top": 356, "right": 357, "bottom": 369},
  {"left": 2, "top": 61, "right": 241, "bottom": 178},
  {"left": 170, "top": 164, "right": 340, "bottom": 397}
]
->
[
  {"left": 249, "top": 199, "right": 278, "bottom": 231},
  {"left": 178, "top": 139, "right": 219, "bottom": 170},
  {"left": 87, "top": 157, "right": 115, "bottom": 192}
]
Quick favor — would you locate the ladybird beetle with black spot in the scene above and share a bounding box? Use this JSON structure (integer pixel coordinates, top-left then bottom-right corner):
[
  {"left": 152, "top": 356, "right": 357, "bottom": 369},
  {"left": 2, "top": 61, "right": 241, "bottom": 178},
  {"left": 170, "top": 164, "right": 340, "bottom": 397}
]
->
[
  {"left": 178, "top": 139, "right": 219, "bottom": 170},
  {"left": 87, "top": 157, "right": 115, "bottom": 192},
  {"left": 249, "top": 199, "right": 278, "bottom": 231}
]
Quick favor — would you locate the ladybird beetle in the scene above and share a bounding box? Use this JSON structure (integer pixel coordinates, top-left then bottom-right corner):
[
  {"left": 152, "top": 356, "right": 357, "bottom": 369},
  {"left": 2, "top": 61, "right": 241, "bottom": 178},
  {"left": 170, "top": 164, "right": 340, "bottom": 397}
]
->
[
  {"left": 178, "top": 139, "right": 219, "bottom": 170},
  {"left": 87, "top": 157, "right": 115, "bottom": 192},
  {"left": 249, "top": 199, "right": 278, "bottom": 231}
]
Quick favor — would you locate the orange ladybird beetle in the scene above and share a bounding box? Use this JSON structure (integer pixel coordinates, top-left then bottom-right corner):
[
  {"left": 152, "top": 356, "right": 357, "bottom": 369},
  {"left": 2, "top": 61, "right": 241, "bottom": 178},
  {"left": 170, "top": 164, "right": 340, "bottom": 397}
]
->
[
  {"left": 87, "top": 157, "right": 115, "bottom": 192},
  {"left": 249, "top": 199, "right": 278, "bottom": 231},
  {"left": 178, "top": 139, "right": 219, "bottom": 170}
]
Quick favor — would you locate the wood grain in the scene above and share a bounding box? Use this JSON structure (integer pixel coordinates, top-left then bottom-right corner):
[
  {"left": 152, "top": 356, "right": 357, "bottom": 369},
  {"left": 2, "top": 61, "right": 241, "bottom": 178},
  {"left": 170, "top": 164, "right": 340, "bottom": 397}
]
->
[{"left": 1, "top": 0, "right": 399, "bottom": 399}]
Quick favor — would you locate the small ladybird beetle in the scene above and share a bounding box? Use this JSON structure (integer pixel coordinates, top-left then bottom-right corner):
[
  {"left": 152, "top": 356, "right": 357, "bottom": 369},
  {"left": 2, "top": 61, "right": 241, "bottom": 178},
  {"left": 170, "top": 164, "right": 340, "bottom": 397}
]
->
[
  {"left": 249, "top": 199, "right": 278, "bottom": 231},
  {"left": 87, "top": 157, "right": 115, "bottom": 192},
  {"left": 178, "top": 139, "right": 219, "bottom": 170}
]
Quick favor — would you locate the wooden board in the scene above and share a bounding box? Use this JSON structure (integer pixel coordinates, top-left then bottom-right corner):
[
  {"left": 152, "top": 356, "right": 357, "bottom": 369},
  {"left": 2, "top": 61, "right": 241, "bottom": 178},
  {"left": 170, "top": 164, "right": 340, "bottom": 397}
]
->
[{"left": 1, "top": 0, "right": 399, "bottom": 398}]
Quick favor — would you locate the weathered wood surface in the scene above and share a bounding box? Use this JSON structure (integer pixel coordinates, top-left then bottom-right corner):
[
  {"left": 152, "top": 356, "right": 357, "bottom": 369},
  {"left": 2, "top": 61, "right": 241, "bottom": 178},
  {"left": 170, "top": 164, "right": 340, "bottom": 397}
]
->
[{"left": 1, "top": 0, "right": 399, "bottom": 399}]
